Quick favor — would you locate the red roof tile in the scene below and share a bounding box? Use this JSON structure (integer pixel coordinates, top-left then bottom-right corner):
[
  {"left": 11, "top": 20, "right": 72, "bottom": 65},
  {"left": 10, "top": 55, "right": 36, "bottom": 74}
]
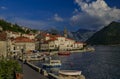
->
[
  {"left": 66, "top": 38, "right": 74, "bottom": 41},
  {"left": 74, "top": 42, "right": 83, "bottom": 44},
  {"left": 0, "top": 32, "right": 7, "bottom": 41},
  {"left": 13, "top": 36, "right": 35, "bottom": 43}
]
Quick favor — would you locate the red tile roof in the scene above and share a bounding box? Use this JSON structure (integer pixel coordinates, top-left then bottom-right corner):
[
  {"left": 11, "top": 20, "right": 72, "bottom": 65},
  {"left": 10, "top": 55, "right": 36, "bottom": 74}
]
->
[
  {"left": 66, "top": 38, "right": 74, "bottom": 41},
  {"left": 0, "top": 32, "right": 7, "bottom": 41},
  {"left": 13, "top": 36, "right": 35, "bottom": 43},
  {"left": 40, "top": 32, "right": 77, "bottom": 42},
  {"left": 74, "top": 42, "right": 83, "bottom": 44}
]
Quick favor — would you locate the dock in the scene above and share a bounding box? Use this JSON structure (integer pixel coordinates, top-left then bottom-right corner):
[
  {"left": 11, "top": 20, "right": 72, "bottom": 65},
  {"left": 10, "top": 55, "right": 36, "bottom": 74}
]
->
[
  {"left": 24, "top": 61, "right": 86, "bottom": 79},
  {"left": 19, "top": 61, "right": 48, "bottom": 79}
]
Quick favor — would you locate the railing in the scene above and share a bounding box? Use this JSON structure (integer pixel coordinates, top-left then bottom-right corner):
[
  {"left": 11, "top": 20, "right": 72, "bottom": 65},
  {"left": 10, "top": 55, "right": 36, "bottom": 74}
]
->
[
  {"left": 26, "top": 62, "right": 48, "bottom": 76},
  {"left": 48, "top": 73, "right": 59, "bottom": 79},
  {"left": 26, "top": 61, "right": 41, "bottom": 72}
]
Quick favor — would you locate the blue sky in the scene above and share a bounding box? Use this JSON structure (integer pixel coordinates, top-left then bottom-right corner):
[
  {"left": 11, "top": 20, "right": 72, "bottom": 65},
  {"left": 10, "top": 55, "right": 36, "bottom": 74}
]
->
[{"left": 0, "top": 0, "right": 120, "bottom": 31}]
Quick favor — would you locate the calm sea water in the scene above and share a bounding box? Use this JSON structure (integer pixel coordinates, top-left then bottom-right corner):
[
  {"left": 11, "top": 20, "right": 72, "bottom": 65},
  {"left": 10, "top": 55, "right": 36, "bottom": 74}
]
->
[{"left": 32, "top": 46, "right": 120, "bottom": 79}]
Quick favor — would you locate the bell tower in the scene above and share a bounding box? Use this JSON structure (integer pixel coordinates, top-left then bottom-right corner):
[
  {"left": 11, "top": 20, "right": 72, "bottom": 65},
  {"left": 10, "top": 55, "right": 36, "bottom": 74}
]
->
[{"left": 64, "top": 27, "right": 67, "bottom": 38}]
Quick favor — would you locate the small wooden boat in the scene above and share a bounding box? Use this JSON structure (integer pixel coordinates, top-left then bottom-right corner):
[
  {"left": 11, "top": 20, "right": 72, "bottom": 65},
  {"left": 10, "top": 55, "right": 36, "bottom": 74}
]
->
[
  {"left": 58, "top": 51, "right": 70, "bottom": 56},
  {"left": 59, "top": 70, "right": 81, "bottom": 76}
]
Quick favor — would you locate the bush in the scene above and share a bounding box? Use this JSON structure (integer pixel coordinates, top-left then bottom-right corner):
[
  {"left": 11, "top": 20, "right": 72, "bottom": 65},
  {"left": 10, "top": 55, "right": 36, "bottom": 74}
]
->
[{"left": 0, "top": 59, "right": 22, "bottom": 79}]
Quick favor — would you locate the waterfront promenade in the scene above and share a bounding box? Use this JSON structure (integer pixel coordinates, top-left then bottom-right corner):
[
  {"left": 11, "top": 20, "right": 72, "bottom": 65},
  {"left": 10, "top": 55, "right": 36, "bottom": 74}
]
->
[{"left": 19, "top": 61, "right": 48, "bottom": 79}]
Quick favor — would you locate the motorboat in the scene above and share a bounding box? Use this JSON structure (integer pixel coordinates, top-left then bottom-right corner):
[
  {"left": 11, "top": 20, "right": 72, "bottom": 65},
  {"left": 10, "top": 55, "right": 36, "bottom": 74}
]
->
[{"left": 42, "top": 59, "right": 61, "bottom": 69}]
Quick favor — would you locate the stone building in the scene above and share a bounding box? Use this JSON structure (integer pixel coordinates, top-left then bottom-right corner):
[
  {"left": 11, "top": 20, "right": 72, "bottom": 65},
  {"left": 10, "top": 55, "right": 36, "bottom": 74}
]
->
[
  {"left": 11, "top": 36, "right": 35, "bottom": 55},
  {"left": 0, "top": 32, "right": 7, "bottom": 58},
  {"left": 36, "top": 33, "right": 84, "bottom": 51}
]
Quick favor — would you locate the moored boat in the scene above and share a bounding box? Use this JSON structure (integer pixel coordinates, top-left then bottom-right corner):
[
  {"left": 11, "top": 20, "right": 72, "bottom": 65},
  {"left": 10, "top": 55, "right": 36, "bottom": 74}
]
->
[
  {"left": 59, "top": 70, "right": 81, "bottom": 76},
  {"left": 58, "top": 51, "right": 70, "bottom": 56},
  {"left": 42, "top": 59, "right": 62, "bottom": 69}
]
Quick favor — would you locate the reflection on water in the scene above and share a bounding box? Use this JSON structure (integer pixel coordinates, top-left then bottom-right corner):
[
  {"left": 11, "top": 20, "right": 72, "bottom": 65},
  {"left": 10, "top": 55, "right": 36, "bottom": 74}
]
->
[{"left": 32, "top": 46, "right": 120, "bottom": 79}]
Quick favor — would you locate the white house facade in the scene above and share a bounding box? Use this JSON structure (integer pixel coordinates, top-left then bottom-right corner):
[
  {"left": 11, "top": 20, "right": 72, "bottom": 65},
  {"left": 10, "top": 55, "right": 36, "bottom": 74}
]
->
[
  {"left": 38, "top": 33, "right": 84, "bottom": 51},
  {"left": 11, "top": 36, "right": 35, "bottom": 54}
]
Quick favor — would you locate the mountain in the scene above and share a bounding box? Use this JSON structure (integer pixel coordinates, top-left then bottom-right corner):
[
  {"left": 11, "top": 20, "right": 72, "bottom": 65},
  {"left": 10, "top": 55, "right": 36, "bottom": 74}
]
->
[
  {"left": 45, "top": 28, "right": 95, "bottom": 42},
  {"left": 0, "top": 19, "right": 38, "bottom": 34},
  {"left": 68, "top": 29, "right": 95, "bottom": 42},
  {"left": 44, "top": 28, "right": 61, "bottom": 35},
  {"left": 86, "top": 21, "right": 120, "bottom": 45}
]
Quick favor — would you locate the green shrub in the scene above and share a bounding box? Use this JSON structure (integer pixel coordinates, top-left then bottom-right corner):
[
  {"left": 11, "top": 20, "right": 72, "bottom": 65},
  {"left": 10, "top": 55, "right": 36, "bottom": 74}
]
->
[{"left": 0, "top": 59, "right": 22, "bottom": 79}]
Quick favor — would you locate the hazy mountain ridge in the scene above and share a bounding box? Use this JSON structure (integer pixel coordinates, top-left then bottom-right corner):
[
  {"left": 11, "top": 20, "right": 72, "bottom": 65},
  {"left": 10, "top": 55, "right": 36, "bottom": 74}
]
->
[
  {"left": 70, "top": 29, "right": 95, "bottom": 42},
  {"left": 45, "top": 28, "right": 95, "bottom": 42}
]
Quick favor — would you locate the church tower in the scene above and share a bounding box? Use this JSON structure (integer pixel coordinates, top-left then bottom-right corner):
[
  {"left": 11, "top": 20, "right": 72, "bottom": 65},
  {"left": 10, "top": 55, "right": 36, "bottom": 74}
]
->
[{"left": 64, "top": 27, "right": 67, "bottom": 38}]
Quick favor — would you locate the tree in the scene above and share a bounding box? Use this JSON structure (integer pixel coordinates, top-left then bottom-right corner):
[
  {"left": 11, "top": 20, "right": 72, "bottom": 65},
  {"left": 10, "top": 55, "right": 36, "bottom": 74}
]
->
[{"left": 0, "top": 59, "right": 22, "bottom": 79}]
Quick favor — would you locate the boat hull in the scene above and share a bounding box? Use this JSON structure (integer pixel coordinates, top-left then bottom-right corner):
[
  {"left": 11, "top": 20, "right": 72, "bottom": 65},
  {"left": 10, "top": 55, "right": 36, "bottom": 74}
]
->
[
  {"left": 59, "top": 70, "right": 81, "bottom": 76},
  {"left": 42, "top": 59, "right": 62, "bottom": 69},
  {"left": 58, "top": 51, "right": 70, "bottom": 56}
]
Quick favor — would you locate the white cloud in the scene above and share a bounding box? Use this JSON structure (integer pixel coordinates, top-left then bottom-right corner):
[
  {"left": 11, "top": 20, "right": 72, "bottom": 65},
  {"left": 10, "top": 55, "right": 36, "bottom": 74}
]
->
[
  {"left": 71, "top": 0, "right": 120, "bottom": 29},
  {"left": 53, "top": 13, "right": 63, "bottom": 22},
  {"left": 0, "top": 6, "right": 7, "bottom": 10},
  {"left": 86, "top": 0, "right": 91, "bottom": 2},
  {"left": 73, "top": 9, "right": 79, "bottom": 14}
]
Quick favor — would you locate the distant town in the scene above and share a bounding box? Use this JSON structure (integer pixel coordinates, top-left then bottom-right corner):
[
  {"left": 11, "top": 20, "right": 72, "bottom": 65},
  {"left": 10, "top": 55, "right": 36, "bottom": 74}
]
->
[{"left": 0, "top": 25, "right": 87, "bottom": 58}]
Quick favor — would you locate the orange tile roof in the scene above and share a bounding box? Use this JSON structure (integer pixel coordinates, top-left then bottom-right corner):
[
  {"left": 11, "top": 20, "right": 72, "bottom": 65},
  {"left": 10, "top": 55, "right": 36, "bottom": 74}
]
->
[
  {"left": 13, "top": 36, "right": 35, "bottom": 43},
  {"left": 40, "top": 32, "right": 77, "bottom": 42},
  {"left": 0, "top": 32, "right": 7, "bottom": 41},
  {"left": 74, "top": 42, "right": 83, "bottom": 44},
  {"left": 66, "top": 38, "right": 74, "bottom": 41}
]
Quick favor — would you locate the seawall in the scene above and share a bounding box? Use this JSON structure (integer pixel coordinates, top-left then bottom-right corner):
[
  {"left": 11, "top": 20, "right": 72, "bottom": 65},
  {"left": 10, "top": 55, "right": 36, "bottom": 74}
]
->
[{"left": 25, "top": 61, "right": 85, "bottom": 79}]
